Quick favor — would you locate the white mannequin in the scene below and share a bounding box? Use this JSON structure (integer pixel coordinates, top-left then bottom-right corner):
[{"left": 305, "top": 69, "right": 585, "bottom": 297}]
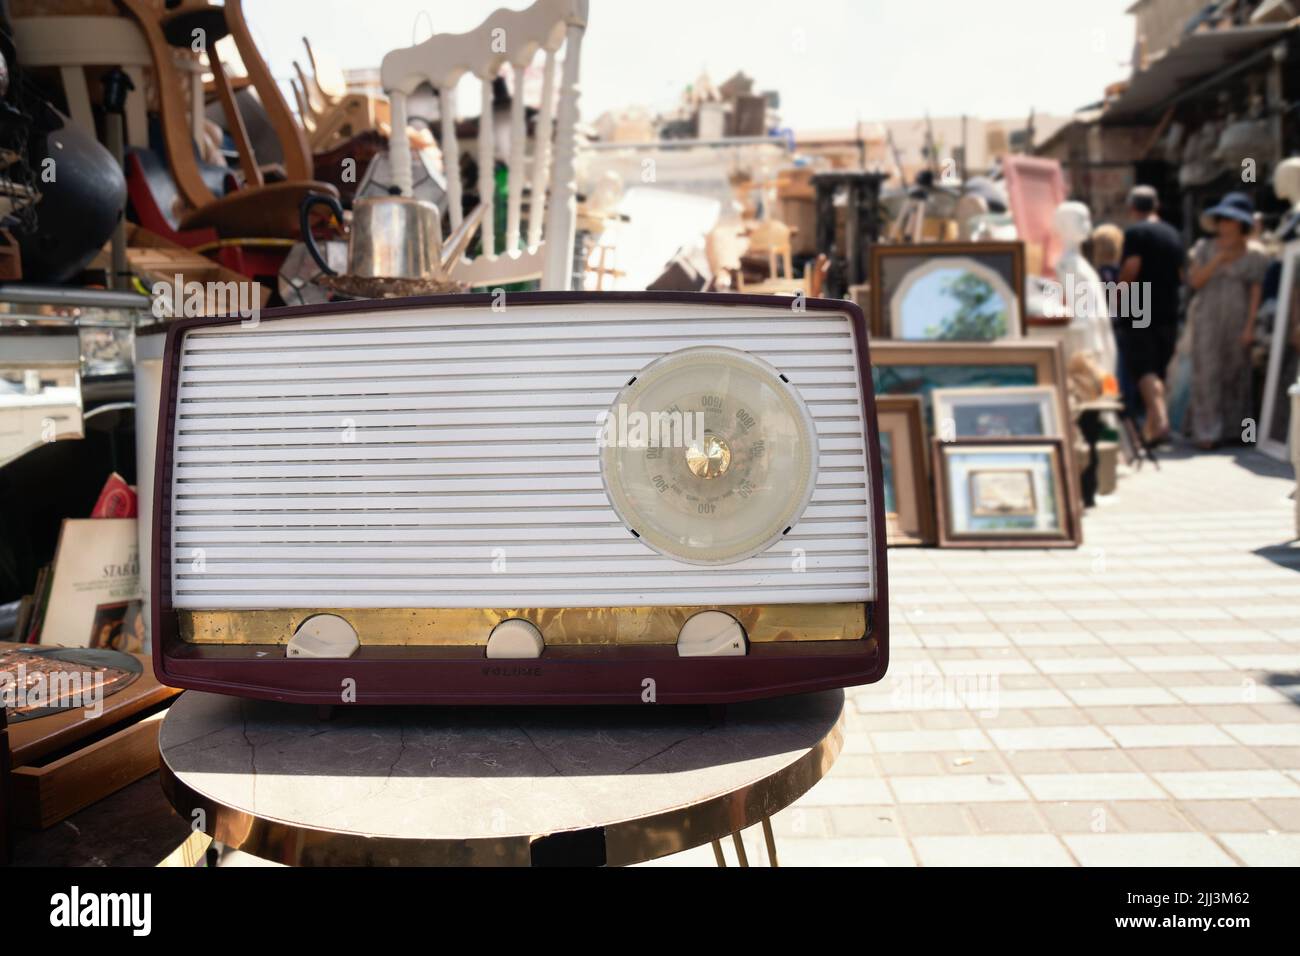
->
[
  {"left": 1054, "top": 201, "right": 1118, "bottom": 376},
  {"left": 1274, "top": 157, "right": 1300, "bottom": 240}
]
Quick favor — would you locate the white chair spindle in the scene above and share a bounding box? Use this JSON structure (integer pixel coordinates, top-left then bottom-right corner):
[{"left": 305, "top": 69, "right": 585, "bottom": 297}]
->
[
  {"left": 542, "top": 22, "right": 585, "bottom": 291},
  {"left": 528, "top": 49, "right": 557, "bottom": 250},
  {"left": 440, "top": 85, "right": 462, "bottom": 227},
  {"left": 505, "top": 61, "right": 527, "bottom": 255},
  {"left": 478, "top": 77, "right": 495, "bottom": 259},
  {"left": 388, "top": 89, "right": 412, "bottom": 197}
]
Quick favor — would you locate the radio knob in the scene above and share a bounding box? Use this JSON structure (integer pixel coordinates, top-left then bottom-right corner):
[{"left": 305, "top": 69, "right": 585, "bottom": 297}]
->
[
  {"left": 677, "top": 610, "right": 747, "bottom": 657},
  {"left": 486, "top": 619, "right": 545, "bottom": 659},
  {"left": 287, "top": 614, "right": 359, "bottom": 658}
]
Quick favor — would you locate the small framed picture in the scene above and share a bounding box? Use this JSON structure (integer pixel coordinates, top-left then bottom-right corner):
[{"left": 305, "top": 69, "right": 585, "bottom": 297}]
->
[
  {"left": 876, "top": 395, "right": 934, "bottom": 546},
  {"left": 930, "top": 385, "right": 1065, "bottom": 440},
  {"left": 934, "top": 438, "right": 1079, "bottom": 548}
]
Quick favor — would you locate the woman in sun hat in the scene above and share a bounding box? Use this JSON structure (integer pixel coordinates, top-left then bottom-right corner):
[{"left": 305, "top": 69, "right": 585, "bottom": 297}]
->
[{"left": 1185, "top": 191, "right": 1270, "bottom": 449}]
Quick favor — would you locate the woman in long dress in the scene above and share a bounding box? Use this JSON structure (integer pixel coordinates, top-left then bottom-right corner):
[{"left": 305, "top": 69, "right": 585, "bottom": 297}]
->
[{"left": 1186, "top": 192, "right": 1269, "bottom": 449}]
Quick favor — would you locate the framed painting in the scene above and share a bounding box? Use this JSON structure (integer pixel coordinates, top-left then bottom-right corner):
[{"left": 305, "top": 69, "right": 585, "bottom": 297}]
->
[
  {"left": 930, "top": 385, "right": 1066, "bottom": 440},
  {"left": 876, "top": 395, "right": 934, "bottom": 546},
  {"left": 869, "top": 241, "right": 1025, "bottom": 341},
  {"left": 869, "top": 340, "right": 1067, "bottom": 435},
  {"left": 1259, "top": 238, "right": 1300, "bottom": 462},
  {"left": 933, "top": 438, "right": 1080, "bottom": 548}
]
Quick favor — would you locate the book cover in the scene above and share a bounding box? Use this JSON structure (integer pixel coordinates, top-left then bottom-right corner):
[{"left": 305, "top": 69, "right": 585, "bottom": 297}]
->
[{"left": 37, "top": 519, "right": 141, "bottom": 649}]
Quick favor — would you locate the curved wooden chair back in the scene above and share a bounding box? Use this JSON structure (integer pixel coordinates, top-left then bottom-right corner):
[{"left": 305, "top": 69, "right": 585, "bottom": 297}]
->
[{"left": 120, "top": 0, "right": 313, "bottom": 210}]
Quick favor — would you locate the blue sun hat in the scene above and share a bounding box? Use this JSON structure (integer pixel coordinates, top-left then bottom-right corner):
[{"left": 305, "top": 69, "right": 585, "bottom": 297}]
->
[{"left": 1203, "top": 191, "right": 1255, "bottom": 227}]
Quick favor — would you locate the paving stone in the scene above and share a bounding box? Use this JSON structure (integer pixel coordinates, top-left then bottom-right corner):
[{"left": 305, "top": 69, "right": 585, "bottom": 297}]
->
[
  {"left": 1005, "top": 751, "right": 1075, "bottom": 775},
  {"left": 828, "top": 806, "right": 904, "bottom": 838},
  {"left": 1216, "top": 834, "right": 1300, "bottom": 866},
  {"left": 940, "top": 752, "right": 1006, "bottom": 775},
  {"left": 1255, "top": 798, "right": 1300, "bottom": 830},
  {"left": 890, "top": 774, "right": 1027, "bottom": 804},
  {"left": 872, "top": 752, "right": 945, "bottom": 776},
  {"left": 1195, "top": 704, "right": 1268, "bottom": 723},
  {"left": 1258, "top": 747, "right": 1300, "bottom": 770},
  {"left": 1154, "top": 770, "right": 1300, "bottom": 800},
  {"left": 913, "top": 710, "right": 979, "bottom": 730},
  {"left": 1108, "top": 800, "right": 1195, "bottom": 833},
  {"left": 829, "top": 755, "right": 876, "bottom": 777},
  {"left": 898, "top": 803, "right": 971, "bottom": 836},
  {"left": 1026, "top": 707, "right": 1097, "bottom": 726},
  {"left": 1125, "top": 748, "right": 1208, "bottom": 772},
  {"left": 1063, "top": 834, "right": 1237, "bottom": 866},
  {"left": 797, "top": 776, "right": 893, "bottom": 807},
  {"left": 967, "top": 802, "right": 1048, "bottom": 835},
  {"left": 1039, "top": 802, "right": 1110, "bottom": 834},
  {"left": 868, "top": 729, "right": 990, "bottom": 753},
  {"left": 774, "top": 837, "right": 917, "bottom": 867},
  {"left": 988, "top": 726, "right": 1116, "bottom": 752},
  {"left": 1223, "top": 724, "right": 1300, "bottom": 747},
  {"left": 1086, "top": 706, "right": 1151, "bottom": 725},
  {"left": 1022, "top": 773, "right": 1163, "bottom": 801},
  {"left": 1067, "top": 687, "right": 1181, "bottom": 707},
  {"left": 1107, "top": 724, "right": 1235, "bottom": 748},
  {"left": 769, "top": 806, "right": 835, "bottom": 839},
  {"left": 912, "top": 835, "right": 1072, "bottom": 866},
  {"left": 1189, "top": 748, "right": 1271, "bottom": 770},
  {"left": 1179, "top": 801, "right": 1277, "bottom": 833}
]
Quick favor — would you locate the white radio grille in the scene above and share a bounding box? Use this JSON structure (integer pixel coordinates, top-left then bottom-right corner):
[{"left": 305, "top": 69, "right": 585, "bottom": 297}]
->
[{"left": 168, "top": 302, "right": 876, "bottom": 609}]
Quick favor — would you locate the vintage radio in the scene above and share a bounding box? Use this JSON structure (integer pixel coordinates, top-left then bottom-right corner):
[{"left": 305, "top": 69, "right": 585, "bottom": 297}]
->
[{"left": 149, "top": 292, "right": 888, "bottom": 704}]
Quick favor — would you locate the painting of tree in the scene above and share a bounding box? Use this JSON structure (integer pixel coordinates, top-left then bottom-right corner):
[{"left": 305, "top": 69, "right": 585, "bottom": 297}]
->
[{"left": 929, "top": 272, "right": 1008, "bottom": 340}]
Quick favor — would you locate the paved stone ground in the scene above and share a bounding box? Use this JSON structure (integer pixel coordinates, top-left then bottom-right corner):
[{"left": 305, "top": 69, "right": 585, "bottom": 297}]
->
[{"left": 648, "top": 446, "right": 1300, "bottom": 867}]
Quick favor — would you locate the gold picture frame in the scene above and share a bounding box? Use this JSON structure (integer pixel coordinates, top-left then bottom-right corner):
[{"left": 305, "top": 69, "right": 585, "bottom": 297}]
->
[
  {"left": 933, "top": 438, "right": 1080, "bottom": 548},
  {"left": 930, "top": 384, "right": 1066, "bottom": 440},
  {"left": 876, "top": 395, "right": 934, "bottom": 546}
]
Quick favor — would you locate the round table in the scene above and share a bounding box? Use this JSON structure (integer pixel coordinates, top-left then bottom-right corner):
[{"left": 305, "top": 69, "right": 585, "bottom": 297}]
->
[{"left": 158, "top": 689, "right": 846, "bottom": 867}]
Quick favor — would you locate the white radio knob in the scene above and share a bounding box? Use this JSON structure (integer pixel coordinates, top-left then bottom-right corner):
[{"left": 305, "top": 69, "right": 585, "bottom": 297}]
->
[
  {"left": 486, "top": 619, "right": 545, "bottom": 659},
  {"left": 287, "top": 614, "right": 360, "bottom": 658},
  {"left": 677, "top": 611, "right": 747, "bottom": 657}
]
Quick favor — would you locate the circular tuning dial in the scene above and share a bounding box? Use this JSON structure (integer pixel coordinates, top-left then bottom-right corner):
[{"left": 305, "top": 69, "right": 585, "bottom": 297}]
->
[{"left": 600, "top": 347, "right": 819, "bottom": 566}]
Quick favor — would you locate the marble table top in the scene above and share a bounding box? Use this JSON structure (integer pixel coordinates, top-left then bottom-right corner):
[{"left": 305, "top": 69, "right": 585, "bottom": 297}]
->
[{"left": 159, "top": 690, "right": 846, "bottom": 866}]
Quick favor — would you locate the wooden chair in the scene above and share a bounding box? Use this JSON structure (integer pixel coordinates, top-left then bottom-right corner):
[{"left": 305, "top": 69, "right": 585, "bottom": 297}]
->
[
  {"left": 380, "top": 0, "right": 588, "bottom": 290},
  {"left": 118, "top": 0, "right": 337, "bottom": 239}
]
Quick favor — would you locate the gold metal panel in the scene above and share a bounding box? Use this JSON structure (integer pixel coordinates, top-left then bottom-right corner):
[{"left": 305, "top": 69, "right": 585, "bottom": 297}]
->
[{"left": 179, "top": 603, "right": 867, "bottom": 646}]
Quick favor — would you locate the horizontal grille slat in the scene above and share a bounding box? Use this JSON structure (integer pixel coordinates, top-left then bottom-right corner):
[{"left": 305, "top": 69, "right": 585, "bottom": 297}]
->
[
  {"left": 170, "top": 519, "right": 872, "bottom": 545},
  {"left": 181, "top": 316, "right": 853, "bottom": 350},
  {"left": 169, "top": 302, "right": 876, "bottom": 609}
]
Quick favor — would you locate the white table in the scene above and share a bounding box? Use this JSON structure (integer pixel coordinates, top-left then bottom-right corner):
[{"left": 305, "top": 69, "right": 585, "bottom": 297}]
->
[{"left": 158, "top": 689, "right": 846, "bottom": 866}]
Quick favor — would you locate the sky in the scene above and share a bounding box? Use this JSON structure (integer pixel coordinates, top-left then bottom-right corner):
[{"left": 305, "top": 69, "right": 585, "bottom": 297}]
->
[{"left": 245, "top": 0, "right": 1139, "bottom": 128}]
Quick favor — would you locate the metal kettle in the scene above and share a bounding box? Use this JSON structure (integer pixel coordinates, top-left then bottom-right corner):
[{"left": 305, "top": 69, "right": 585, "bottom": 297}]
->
[{"left": 300, "top": 192, "right": 485, "bottom": 280}]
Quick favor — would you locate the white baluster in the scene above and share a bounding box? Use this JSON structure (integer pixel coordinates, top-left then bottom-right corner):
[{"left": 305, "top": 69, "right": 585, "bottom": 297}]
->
[
  {"left": 440, "top": 85, "right": 462, "bottom": 227},
  {"left": 543, "top": 21, "right": 585, "bottom": 291},
  {"left": 478, "top": 77, "right": 495, "bottom": 260},
  {"left": 505, "top": 61, "right": 527, "bottom": 255},
  {"left": 528, "top": 49, "right": 556, "bottom": 250},
  {"left": 389, "top": 89, "right": 412, "bottom": 197}
]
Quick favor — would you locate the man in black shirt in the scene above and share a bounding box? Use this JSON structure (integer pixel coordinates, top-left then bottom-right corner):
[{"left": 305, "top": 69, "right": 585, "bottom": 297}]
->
[{"left": 1118, "top": 185, "right": 1185, "bottom": 444}]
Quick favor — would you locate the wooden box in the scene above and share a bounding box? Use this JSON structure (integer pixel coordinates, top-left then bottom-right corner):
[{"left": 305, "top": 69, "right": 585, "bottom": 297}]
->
[{"left": 3, "top": 654, "right": 179, "bottom": 831}]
